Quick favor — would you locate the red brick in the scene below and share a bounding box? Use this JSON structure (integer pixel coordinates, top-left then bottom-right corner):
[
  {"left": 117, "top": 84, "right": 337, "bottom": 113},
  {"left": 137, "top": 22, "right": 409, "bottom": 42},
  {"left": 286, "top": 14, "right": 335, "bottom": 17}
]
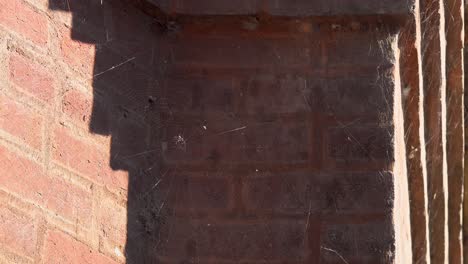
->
[
  {"left": 62, "top": 89, "right": 93, "bottom": 126},
  {"left": 320, "top": 221, "right": 394, "bottom": 263},
  {"left": 318, "top": 172, "right": 393, "bottom": 213},
  {"left": 327, "top": 32, "right": 392, "bottom": 67},
  {"left": 122, "top": 171, "right": 231, "bottom": 242},
  {"left": 0, "top": 0, "right": 48, "bottom": 44},
  {"left": 324, "top": 125, "right": 393, "bottom": 168},
  {"left": 264, "top": 0, "right": 410, "bottom": 16},
  {"left": 52, "top": 126, "right": 128, "bottom": 190},
  {"left": 244, "top": 172, "right": 320, "bottom": 214},
  {"left": 244, "top": 171, "right": 393, "bottom": 215},
  {"left": 0, "top": 145, "right": 92, "bottom": 225},
  {"left": 242, "top": 75, "right": 314, "bottom": 115},
  {"left": 158, "top": 219, "right": 307, "bottom": 261},
  {"left": 174, "top": 0, "right": 257, "bottom": 14},
  {"left": 164, "top": 118, "right": 311, "bottom": 165},
  {"left": 98, "top": 197, "right": 127, "bottom": 251},
  {"left": 43, "top": 173, "right": 93, "bottom": 225},
  {"left": 162, "top": 116, "right": 247, "bottom": 165},
  {"left": 170, "top": 37, "right": 313, "bottom": 68},
  {"left": 0, "top": 207, "right": 38, "bottom": 258},
  {"left": 165, "top": 77, "right": 238, "bottom": 115},
  {"left": 44, "top": 230, "right": 118, "bottom": 264},
  {"left": 170, "top": 173, "right": 230, "bottom": 211},
  {"left": 0, "top": 94, "right": 43, "bottom": 149},
  {"left": 9, "top": 54, "right": 55, "bottom": 103},
  {"left": 59, "top": 26, "right": 95, "bottom": 75},
  {"left": 156, "top": 0, "right": 412, "bottom": 15},
  {"left": 243, "top": 121, "right": 311, "bottom": 163},
  {"left": 319, "top": 76, "right": 393, "bottom": 118}
]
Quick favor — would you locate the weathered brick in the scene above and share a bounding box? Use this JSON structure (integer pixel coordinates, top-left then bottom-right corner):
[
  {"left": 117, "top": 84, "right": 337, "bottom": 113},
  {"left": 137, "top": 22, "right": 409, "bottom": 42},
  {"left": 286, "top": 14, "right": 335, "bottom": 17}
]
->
[
  {"left": 325, "top": 125, "right": 393, "bottom": 168},
  {"left": 163, "top": 118, "right": 311, "bottom": 165},
  {"left": 320, "top": 221, "right": 394, "bottom": 263},
  {"left": 49, "top": 0, "right": 105, "bottom": 41},
  {"left": 243, "top": 121, "right": 310, "bottom": 163},
  {"left": 125, "top": 171, "right": 231, "bottom": 222},
  {"left": 52, "top": 126, "right": 128, "bottom": 190},
  {"left": 243, "top": 172, "right": 320, "bottom": 214},
  {"left": 318, "top": 172, "right": 393, "bottom": 213},
  {"left": 165, "top": 77, "right": 238, "bottom": 114},
  {"left": 0, "top": 145, "right": 92, "bottom": 224},
  {"left": 263, "top": 0, "right": 328, "bottom": 16},
  {"left": 264, "top": 0, "right": 411, "bottom": 16},
  {"left": 44, "top": 230, "right": 118, "bottom": 264},
  {"left": 320, "top": 76, "right": 393, "bottom": 118},
  {"left": 174, "top": 0, "right": 257, "bottom": 14},
  {"left": 98, "top": 197, "right": 126, "bottom": 259},
  {"left": 59, "top": 26, "right": 95, "bottom": 75},
  {"left": 44, "top": 172, "right": 93, "bottom": 225},
  {"left": 0, "top": 94, "right": 43, "bottom": 149},
  {"left": 171, "top": 173, "right": 230, "bottom": 210},
  {"left": 170, "top": 37, "right": 312, "bottom": 68},
  {"left": 105, "top": 117, "right": 152, "bottom": 172},
  {"left": 158, "top": 220, "right": 307, "bottom": 261},
  {"left": 244, "top": 171, "right": 393, "bottom": 214},
  {"left": 241, "top": 75, "right": 314, "bottom": 115},
  {"left": 62, "top": 88, "right": 93, "bottom": 126},
  {"left": 0, "top": 0, "right": 410, "bottom": 262},
  {"left": 327, "top": 32, "right": 393, "bottom": 67},
  {"left": 152, "top": 0, "right": 412, "bottom": 15},
  {"left": 0, "top": 207, "right": 38, "bottom": 258},
  {"left": 0, "top": 0, "right": 48, "bottom": 44},
  {"left": 9, "top": 54, "right": 55, "bottom": 103},
  {"left": 162, "top": 117, "right": 246, "bottom": 165}
]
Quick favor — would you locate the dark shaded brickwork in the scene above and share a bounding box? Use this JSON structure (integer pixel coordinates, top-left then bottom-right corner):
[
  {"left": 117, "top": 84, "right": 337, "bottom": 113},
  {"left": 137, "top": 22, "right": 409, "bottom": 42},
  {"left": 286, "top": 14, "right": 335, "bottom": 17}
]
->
[{"left": 3, "top": 0, "right": 467, "bottom": 263}]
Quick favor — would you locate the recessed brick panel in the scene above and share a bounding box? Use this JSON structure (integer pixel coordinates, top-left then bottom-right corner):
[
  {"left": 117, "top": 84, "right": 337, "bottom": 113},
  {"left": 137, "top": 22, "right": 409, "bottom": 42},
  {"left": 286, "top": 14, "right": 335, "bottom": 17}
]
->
[
  {"left": 170, "top": 37, "right": 312, "bottom": 68},
  {"left": 318, "top": 172, "right": 394, "bottom": 213},
  {"left": 244, "top": 171, "right": 393, "bottom": 215},
  {"left": 163, "top": 119, "right": 311, "bottom": 165},
  {"left": 242, "top": 75, "right": 315, "bottom": 115},
  {"left": 243, "top": 172, "right": 320, "bottom": 214},
  {"left": 327, "top": 33, "right": 393, "bottom": 67},
  {"left": 243, "top": 121, "right": 311, "bottom": 163},
  {"left": 165, "top": 77, "right": 238, "bottom": 114},
  {"left": 325, "top": 125, "right": 394, "bottom": 168},
  {"left": 152, "top": 0, "right": 412, "bottom": 15},
  {"left": 172, "top": 174, "right": 231, "bottom": 210},
  {"left": 320, "top": 76, "right": 393, "bottom": 119},
  {"left": 265, "top": 0, "right": 411, "bottom": 16},
  {"left": 0, "top": 0, "right": 407, "bottom": 261},
  {"left": 158, "top": 219, "right": 307, "bottom": 261},
  {"left": 321, "top": 221, "right": 394, "bottom": 263},
  {"left": 174, "top": 0, "right": 258, "bottom": 15}
]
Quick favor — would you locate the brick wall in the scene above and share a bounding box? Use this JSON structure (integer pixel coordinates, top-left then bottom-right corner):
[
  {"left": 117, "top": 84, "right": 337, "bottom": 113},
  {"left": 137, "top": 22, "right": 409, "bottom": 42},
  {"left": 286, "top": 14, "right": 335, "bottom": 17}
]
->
[{"left": 0, "top": 0, "right": 447, "bottom": 263}]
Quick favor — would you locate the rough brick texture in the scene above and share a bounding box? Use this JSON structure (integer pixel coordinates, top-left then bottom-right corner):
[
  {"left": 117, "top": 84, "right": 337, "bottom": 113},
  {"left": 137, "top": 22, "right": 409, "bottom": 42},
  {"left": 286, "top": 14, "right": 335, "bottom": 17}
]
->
[
  {"left": 44, "top": 230, "right": 117, "bottom": 264},
  {"left": 147, "top": 0, "right": 413, "bottom": 16},
  {"left": 0, "top": 0, "right": 48, "bottom": 44},
  {"left": 1, "top": 0, "right": 463, "bottom": 263}
]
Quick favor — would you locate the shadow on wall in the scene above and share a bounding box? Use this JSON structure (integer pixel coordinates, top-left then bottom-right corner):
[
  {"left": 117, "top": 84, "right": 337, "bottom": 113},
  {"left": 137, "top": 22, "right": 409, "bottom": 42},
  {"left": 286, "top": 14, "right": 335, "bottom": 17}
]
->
[
  {"left": 49, "top": 0, "right": 169, "bottom": 262},
  {"left": 48, "top": 0, "right": 397, "bottom": 263}
]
